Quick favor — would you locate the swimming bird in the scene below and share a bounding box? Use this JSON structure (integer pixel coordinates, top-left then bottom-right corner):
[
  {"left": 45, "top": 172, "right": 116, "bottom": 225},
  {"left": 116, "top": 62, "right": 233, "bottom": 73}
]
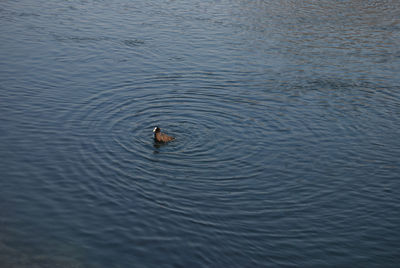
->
[{"left": 153, "top": 126, "right": 175, "bottom": 143}]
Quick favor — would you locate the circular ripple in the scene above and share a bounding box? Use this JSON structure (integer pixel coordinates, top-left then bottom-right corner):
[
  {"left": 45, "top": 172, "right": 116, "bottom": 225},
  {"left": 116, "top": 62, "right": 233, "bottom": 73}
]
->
[{"left": 66, "top": 73, "right": 275, "bottom": 213}]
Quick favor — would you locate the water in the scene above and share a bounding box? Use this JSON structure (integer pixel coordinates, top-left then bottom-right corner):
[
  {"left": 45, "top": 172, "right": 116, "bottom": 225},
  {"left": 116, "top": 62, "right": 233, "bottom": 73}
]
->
[{"left": 1, "top": 0, "right": 400, "bottom": 267}]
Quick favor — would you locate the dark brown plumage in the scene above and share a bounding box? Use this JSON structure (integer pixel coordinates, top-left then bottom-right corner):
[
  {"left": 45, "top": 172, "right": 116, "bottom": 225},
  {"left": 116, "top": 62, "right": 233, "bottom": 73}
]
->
[{"left": 153, "top": 126, "right": 175, "bottom": 143}]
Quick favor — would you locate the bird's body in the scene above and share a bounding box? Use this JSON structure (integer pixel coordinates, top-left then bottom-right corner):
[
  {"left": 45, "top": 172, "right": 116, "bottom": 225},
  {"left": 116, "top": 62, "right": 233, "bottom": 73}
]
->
[{"left": 153, "top": 127, "right": 175, "bottom": 143}]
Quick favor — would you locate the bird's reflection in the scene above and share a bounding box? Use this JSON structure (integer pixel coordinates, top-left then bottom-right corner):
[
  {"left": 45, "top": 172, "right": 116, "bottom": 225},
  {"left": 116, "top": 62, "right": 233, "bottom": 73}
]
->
[{"left": 153, "top": 141, "right": 166, "bottom": 154}]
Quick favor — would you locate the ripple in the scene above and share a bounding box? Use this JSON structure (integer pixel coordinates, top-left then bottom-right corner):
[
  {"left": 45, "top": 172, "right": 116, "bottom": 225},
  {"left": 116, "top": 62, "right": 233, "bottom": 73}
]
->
[
  {"left": 123, "top": 39, "right": 145, "bottom": 47},
  {"left": 64, "top": 73, "right": 276, "bottom": 214}
]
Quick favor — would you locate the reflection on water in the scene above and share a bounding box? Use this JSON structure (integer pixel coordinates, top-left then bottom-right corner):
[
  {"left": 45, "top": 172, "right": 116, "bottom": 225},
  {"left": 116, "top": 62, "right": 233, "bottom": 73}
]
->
[{"left": 1, "top": 0, "right": 400, "bottom": 267}]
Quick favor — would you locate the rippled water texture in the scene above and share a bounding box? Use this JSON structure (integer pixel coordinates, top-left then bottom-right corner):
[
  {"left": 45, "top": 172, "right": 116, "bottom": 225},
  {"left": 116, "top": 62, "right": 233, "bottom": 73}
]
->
[{"left": 1, "top": 0, "right": 400, "bottom": 267}]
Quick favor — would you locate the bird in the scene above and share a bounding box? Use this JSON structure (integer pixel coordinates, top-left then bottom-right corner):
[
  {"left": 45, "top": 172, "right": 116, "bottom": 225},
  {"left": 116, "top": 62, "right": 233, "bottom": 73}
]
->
[{"left": 153, "top": 126, "right": 175, "bottom": 143}]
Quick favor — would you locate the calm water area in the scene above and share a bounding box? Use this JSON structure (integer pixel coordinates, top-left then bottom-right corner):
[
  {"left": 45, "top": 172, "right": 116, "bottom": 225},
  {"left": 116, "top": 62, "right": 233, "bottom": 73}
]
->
[{"left": 1, "top": 0, "right": 400, "bottom": 267}]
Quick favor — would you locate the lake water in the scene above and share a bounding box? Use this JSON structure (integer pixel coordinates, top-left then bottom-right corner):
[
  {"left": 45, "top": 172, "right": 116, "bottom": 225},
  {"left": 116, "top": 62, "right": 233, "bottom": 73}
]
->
[{"left": 1, "top": 0, "right": 400, "bottom": 267}]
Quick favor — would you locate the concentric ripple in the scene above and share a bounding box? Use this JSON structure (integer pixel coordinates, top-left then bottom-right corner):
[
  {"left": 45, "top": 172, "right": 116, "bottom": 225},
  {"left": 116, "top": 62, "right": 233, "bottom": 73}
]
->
[{"left": 65, "top": 73, "right": 276, "bottom": 211}]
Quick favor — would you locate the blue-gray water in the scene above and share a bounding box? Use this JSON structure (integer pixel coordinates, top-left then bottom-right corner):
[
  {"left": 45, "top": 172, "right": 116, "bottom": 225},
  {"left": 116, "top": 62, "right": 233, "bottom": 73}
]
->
[{"left": 1, "top": 0, "right": 400, "bottom": 267}]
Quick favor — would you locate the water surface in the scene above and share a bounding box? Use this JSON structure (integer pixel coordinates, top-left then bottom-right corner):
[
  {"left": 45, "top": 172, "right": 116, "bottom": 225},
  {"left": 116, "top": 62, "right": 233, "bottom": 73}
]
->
[{"left": 1, "top": 0, "right": 400, "bottom": 267}]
